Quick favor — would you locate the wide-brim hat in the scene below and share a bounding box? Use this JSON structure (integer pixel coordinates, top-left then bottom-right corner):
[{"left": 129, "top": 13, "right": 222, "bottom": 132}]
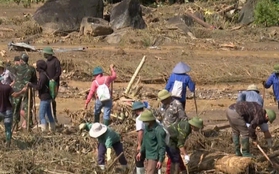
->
[
  {"left": 92, "top": 66, "right": 103, "bottom": 76},
  {"left": 247, "top": 84, "right": 259, "bottom": 91},
  {"left": 172, "top": 62, "right": 191, "bottom": 74},
  {"left": 158, "top": 89, "right": 171, "bottom": 101},
  {"left": 265, "top": 109, "right": 276, "bottom": 124},
  {"left": 189, "top": 117, "right": 203, "bottom": 129},
  {"left": 139, "top": 110, "right": 156, "bottom": 122},
  {"left": 42, "top": 47, "right": 54, "bottom": 55},
  {"left": 89, "top": 123, "right": 107, "bottom": 138},
  {"left": 132, "top": 101, "right": 145, "bottom": 111},
  {"left": 274, "top": 64, "right": 279, "bottom": 73}
]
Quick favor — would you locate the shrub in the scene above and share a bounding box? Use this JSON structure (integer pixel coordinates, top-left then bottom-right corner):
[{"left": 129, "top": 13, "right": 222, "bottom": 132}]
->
[{"left": 254, "top": 0, "right": 279, "bottom": 27}]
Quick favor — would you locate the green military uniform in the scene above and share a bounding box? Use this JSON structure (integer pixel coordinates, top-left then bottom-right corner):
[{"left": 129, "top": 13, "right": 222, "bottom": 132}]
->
[{"left": 167, "top": 120, "right": 191, "bottom": 149}]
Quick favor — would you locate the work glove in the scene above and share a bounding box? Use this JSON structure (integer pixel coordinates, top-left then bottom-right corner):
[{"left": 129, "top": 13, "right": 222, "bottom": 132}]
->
[
  {"left": 106, "top": 148, "right": 112, "bottom": 161},
  {"left": 246, "top": 123, "right": 250, "bottom": 128},
  {"left": 184, "top": 155, "right": 190, "bottom": 164}
]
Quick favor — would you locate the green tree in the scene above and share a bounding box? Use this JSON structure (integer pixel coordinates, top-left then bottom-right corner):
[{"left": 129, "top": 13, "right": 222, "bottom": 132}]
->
[{"left": 254, "top": 0, "right": 279, "bottom": 27}]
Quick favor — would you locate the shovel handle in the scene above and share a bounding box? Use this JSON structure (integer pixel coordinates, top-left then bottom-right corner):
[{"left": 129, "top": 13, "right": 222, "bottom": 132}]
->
[{"left": 257, "top": 144, "right": 274, "bottom": 166}]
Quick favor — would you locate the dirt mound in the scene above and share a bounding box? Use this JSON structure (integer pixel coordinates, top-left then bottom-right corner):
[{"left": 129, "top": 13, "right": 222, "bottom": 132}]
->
[{"left": 33, "top": 0, "right": 104, "bottom": 34}]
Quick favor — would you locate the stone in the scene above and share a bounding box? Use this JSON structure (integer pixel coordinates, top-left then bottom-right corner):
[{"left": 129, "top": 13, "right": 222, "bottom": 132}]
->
[
  {"left": 79, "top": 17, "right": 113, "bottom": 36},
  {"left": 33, "top": 0, "right": 104, "bottom": 34},
  {"left": 110, "top": 0, "right": 146, "bottom": 30},
  {"left": 238, "top": 0, "right": 257, "bottom": 25}
]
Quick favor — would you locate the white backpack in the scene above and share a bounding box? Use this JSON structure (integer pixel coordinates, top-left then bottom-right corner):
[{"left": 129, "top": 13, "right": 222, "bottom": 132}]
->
[
  {"left": 95, "top": 77, "right": 111, "bottom": 102},
  {"left": 171, "top": 79, "right": 183, "bottom": 98}
]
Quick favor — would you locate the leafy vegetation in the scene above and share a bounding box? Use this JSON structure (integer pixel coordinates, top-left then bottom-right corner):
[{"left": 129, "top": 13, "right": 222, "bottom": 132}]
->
[{"left": 254, "top": 0, "right": 279, "bottom": 27}]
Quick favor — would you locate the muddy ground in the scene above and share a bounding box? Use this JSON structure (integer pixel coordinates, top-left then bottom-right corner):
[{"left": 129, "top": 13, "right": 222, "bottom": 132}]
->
[{"left": 0, "top": 1, "right": 279, "bottom": 174}]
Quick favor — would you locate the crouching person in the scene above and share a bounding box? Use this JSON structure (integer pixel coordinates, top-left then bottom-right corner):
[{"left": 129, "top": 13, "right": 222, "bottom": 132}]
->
[
  {"left": 27, "top": 60, "right": 55, "bottom": 132},
  {"left": 0, "top": 82, "right": 26, "bottom": 147},
  {"left": 136, "top": 110, "right": 166, "bottom": 174},
  {"left": 226, "top": 101, "right": 276, "bottom": 157},
  {"left": 166, "top": 117, "right": 203, "bottom": 174},
  {"left": 86, "top": 123, "right": 128, "bottom": 171}
]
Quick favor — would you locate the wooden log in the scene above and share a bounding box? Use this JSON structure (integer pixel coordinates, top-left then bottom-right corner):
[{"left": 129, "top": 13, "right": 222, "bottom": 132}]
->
[
  {"left": 124, "top": 56, "right": 146, "bottom": 94},
  {"left": 203, "top": 122, "right": 230, "bottom": 131},
  {"left": 188, "top": 150, "right": 255, "bottom": 173},
  {"left": 185, "top": 12, "right": 215, "bottom": 29}
]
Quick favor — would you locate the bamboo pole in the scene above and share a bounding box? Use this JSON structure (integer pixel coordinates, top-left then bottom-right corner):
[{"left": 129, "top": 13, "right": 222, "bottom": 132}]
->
[{"left": 124, "top": 56, "right": 146, "bottom": 94}]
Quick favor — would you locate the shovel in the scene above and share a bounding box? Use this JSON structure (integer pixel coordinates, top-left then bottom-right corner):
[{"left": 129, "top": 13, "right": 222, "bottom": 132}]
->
[
  {"left": 193, "top": 91, "right": 198, "bottom": 116},
  {"left": 257, "top": 144, "right": 279, "bottom": 171}
]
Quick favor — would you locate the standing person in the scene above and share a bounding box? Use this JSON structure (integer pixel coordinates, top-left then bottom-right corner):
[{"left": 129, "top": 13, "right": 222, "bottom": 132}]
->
[
  {"left": 226, "top": 101, "right": 276, "bottom": 157},
  {"left": 43, "top": 47, "right": 62, "bottom": 124},
  {"left": 85, "top": 64, "right": 116, "bottom": 126},
  {"left": 136, "top": 110, "right": 166, "bottom": 174},
  {"left": 0, "top": 61, "right": 14, "bottom": 86},
  {"left": 157, "top": 89, "right": 188, "bottom": 174},
  {"left": 8, "top": 56, "right": 21, "bottom": 87},
  {"left": 20, "top": 53, "right": 37, "bottom": 129},
  {"left": 237, "top": 84, "right": 273, "bottom": 150},
  {"left": 165, "top": 62, "right": 195, "bottom": 109},
  {"left": 88, "top": 123, "right": 127, "bottom": 171},
  {"left": 166, "top": 117, "right": 203, "bottom": 174},
  {"left": 27, "top": 60, "right": 55, "bottom": 132},
  {"left": 0, "top": 82, "right": 26, "bottom": 147}
]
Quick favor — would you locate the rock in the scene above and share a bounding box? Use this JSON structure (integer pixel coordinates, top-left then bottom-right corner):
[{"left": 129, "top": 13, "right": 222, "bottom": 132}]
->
[
  {"left": 79, "top": 17, "right": 113, "bottom": 36},
  {"left": 110, "top": 0, "right": 146, "bottom": 30},
  {"left": 105, "top": 29, "right": 128, "bottom": 44},
  {"left": 33, "top": 0, "right": 104, "bottom": 34},
  {"left": 238, "top": 0, "right": 256, "bottom": 25}
]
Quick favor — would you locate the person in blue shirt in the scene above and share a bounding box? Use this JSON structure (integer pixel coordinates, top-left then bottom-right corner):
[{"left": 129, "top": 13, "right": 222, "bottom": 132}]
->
[
  {"left": 165, "top": 62, "right": 195, "bottom": 109},
  {"left": 263, "top": 64, "right": 279, "bottom": 110}
]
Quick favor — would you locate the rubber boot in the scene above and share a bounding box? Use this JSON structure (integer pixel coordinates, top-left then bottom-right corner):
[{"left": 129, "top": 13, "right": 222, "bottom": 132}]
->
[
  {"left": 94, "top": 114, "right": 100, "bottom": 123},
  {"left": 266, "top": 138, "right": 273, "bottom": 152},
  {"left": 170, "top": 163, "right": 180, "bottom": 174},
  {"left": 50, "top": 123, "right": 56, "bottom": 132},
  {"left": 41, "top": 124, "right": 47, "bottom": 132},
  {"left": 4, "top": 123, "right": 12, "bottom": 148},
  {"left": 103, "top": 119, "right": 110, "bottom": 126},
  {"left": 136, "top": 167, "right": 145, "bottom": 174},
  {"left": 232, "top": 135, "right": 242, "bottom": 156},
  {"left": 241, "top": 138, "right": 253, "bottom": 157}
]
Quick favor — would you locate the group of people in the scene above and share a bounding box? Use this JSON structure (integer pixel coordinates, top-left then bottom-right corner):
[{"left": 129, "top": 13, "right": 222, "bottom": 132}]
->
[
  {"left": 79, "top": 61, "right": 279, "bottom": 173},
  {"left": 0, "top": 47, "right": 61, "bottom": 146}
]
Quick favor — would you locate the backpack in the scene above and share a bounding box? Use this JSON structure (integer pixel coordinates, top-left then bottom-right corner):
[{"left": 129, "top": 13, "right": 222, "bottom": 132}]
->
[
  {"left": 44, "top": 72, "right": 57, "bottom": 99},
  {"left": 95, "top": 77, "right": 111, "bottom": 102},
  {"left": 171, "top": 77, "right": 183, "bottom": 98}
]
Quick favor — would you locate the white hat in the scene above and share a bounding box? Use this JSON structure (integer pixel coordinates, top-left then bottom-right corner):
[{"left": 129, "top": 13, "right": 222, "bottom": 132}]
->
[{"left": 89, "top": 123, "right": 108, "bottom": 138}]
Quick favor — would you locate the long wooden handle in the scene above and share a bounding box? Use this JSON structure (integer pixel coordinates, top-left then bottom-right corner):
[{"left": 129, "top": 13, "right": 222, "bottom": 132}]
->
[
  {"left": 193, "top": 91, "right": 198, "bottom": 116},
  {"left": 27, "top": 87, "right": 31, "bottom": 132},
  {"left": 257, "top": 144, "right": 274, "bottom": 166}
]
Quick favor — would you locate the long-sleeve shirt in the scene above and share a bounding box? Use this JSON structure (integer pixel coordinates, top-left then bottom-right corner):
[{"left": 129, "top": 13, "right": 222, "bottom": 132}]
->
[
  {"left": 167, "top": 120, "right": 191, "bottom": 148},
  {"left": 165, "top": 73, "right": 195, "bottom": 103},
  {"left": 140, "top": 122, "right": 166, "bottom": 162},
  {"left": 264, "top": 73, "right": 279, "bottom": 101},
  {"left": 160, "top": 99, "right": 188, "bottom": 128},
  {"left": 230, "top": 102, "right": 267, "bottom": 141},
  {"left": 237, "top": 91, "right": 263, "bottom": 106},
  {"left": 29, "top": 72, "right": 51, "bottom": 101},
  {"left": 97, "top": 128, "right": 121, "bottom": 148},
  {"left": 46, "top": 56, "right": 61, "bottom": 85},
  {"left": 86, "top": 69, "right": 117, "bottom": 104}
]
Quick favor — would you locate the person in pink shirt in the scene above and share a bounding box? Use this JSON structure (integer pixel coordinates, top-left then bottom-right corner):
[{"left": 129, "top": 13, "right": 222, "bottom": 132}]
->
[{"left": 85, "top": 64, "right": 116, "bottom": 126}]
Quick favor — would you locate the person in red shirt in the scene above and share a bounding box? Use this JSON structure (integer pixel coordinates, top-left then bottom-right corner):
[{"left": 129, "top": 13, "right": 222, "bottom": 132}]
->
[{"left": 85, "top": 64, "right": 116, "bottom": 126}]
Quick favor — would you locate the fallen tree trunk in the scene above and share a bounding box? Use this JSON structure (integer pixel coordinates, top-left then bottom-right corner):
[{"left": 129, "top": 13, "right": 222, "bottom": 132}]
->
[
  {"left": 188, "top": 150, "right": 255, "bottom": 174},
  {"left": 203, "top": 122, "right": 230, "bottom": 131}
]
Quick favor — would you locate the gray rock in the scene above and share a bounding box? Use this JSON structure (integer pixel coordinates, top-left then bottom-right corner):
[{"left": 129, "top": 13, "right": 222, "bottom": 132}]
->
[
  {"left": 33, "top": 0, "right": 104, "bottom": 34},
  {"left": 79, "top": 17, "right": 113, "bottom": 36},
  {"left": 106, "top": 29, "right": 128, "bottom": 44},
  {"left": 238, "top": 0, "right": 256, "bottom": 25},
  {"left": 110, "top": 0, "right": 146, "bottom": 30}
]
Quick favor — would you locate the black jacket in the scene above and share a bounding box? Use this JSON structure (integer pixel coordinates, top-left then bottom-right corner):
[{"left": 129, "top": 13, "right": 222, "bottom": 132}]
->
[
  {"left": 45, "top": 56, "right": 61, "bottom": 86},
  {"left": 29, "top": 60, "right": 51, "bottom": 101}
]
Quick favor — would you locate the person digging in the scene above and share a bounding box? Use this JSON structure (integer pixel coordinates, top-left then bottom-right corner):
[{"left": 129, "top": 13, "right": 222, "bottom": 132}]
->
[
  {"left": 79, "top": 122, "right": 128, "bottom": 172},
  {"left": 226, "top": 101, "right": 276, "bottom": 157},
  {"left": 157, "top": 89, "right": 188, "bottom": 173},
  {"left": 166, "top": 116, "right": 203, "bottom": 174},
  {"left": 136, "top": 110, "right": 166, "bottom": 174},
  {"left": 237, "top": 84, "right": 274, "bottom": 151},
  {"left": 85, "top": 64, "right": 116, "bottom": 126}
]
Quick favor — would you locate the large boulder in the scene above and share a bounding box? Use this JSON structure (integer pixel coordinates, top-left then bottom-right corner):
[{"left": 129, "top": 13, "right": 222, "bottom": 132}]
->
[
  {"left": 110, "top": 0, "right": 146, "bottom": 30},
  {"left": 238, "top": 0, "right": 257, "bottom": 25},
  {"left": 79, "top": 17, "right": 113, "bottom": 36},
  {"left": 33, "top": 0, "right": 104, "bottom": 34}
]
